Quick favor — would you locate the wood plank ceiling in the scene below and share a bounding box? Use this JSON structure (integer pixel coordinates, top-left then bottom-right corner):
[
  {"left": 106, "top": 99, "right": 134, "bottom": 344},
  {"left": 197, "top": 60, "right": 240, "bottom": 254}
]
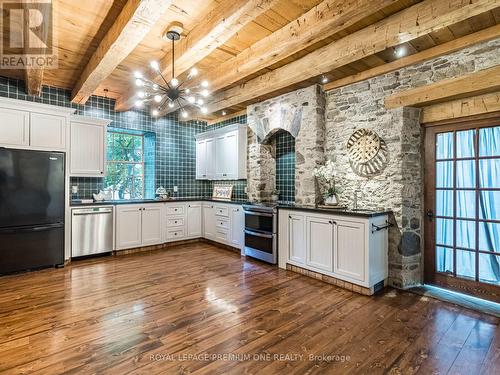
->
[{"left": 0, "top": 0, "right": 498, "bottom": 119}]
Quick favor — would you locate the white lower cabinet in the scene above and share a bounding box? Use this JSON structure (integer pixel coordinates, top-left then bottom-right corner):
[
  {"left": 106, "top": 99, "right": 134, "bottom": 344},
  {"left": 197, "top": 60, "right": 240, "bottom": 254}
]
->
[
  {"left": 116, "top": 204, "right": 163, "bottom": 250},
  {"left": 334, "top": 220, "right": 365, "bottom": 281},
  {"left": 203, "top": 203, "right": 216, "bottom": 241},
  {"left": 230, "top": 206, "right": 244, "bottom": 250},
  {"left": 141, "top": 205, "right": 163, "bottom": 245},
  {"left": 279, "top": 209, "right": 388, "bottom": 290},
  {"left": 187, "top": 203, "right": 202, "bottom": 237},
  {"left": 115, "top": 201, "right": 245, "bottom": 251},
  {"left": 306, "top": 216, "right": 334, "bottom": 272},
  {"left": 116, "top": 206, "right": 143, "bottom": 250}
]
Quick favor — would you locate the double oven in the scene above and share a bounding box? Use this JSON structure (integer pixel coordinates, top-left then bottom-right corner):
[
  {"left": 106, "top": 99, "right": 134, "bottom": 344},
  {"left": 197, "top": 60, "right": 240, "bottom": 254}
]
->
[{"left": 242, "top": 204, "right": 277, "bottom": 264}]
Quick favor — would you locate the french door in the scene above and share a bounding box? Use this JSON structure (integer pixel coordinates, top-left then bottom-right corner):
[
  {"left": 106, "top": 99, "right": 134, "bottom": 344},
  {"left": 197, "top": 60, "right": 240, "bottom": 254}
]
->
[{"left": 424, "top": 115, "right": 500, "bottom": 302}]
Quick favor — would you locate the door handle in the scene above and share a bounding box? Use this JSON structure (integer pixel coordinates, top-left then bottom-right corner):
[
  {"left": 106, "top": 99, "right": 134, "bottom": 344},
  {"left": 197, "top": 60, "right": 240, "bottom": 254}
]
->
[{"left": 426, "top": 209, "right": 434, "bottom": 222}]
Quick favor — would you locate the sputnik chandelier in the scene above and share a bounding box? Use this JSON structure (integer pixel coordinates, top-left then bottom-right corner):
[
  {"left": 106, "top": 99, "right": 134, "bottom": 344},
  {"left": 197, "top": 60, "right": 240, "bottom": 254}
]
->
[{"left": 133, "top": 26, "right": 210, "bottom": 118}]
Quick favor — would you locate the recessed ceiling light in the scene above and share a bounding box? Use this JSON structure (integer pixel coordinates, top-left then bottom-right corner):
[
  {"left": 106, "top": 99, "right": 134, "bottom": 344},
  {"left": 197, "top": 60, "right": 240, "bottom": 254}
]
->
[
  {"left": 395, "top": 46, "right": 407, "bottom": 58},
  {"left": 222, "top": 111, "right": 227, "bottom": 116},
  {"left": 321, "top": 76, "right": 328, "bottom": 84}
]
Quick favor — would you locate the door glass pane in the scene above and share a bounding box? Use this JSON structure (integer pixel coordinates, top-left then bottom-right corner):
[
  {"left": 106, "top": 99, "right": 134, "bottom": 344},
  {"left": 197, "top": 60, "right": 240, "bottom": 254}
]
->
[
  {"left": 436, "top": 190, "right": 453, "bottom": 217},
  {"left": 479, "top": 222, "right": 500, "bottom": 253},
  {"left": 456, "top": 160, "right": 475, "bottom": 188},
  {"left": 436, "top": 161, "right": 453, "bottom": 188},
  {"left": 436, "top": 132, "right": 454, "bottom": 159},
  {"left": 436, "top": 246, "right": 453, "bottom": 274},
  {"left": 456, "top": 249, "right": 475, "bottom": 280},
  {"left": 479, "top": 159, "right": 499, "bottom": 188},
  {"left": 479, "top": 126, "right": 500, "bottom": 157},
  {"left": 456, "top": 190, "right": 475, "bottom": 218},
  {"left": 456, "top": 129, "right": 475, "bottom": 158},
  {"left": 480, "top": 191, "right": 500, "bottom": 220},
  {"left": 456, "top": 220, "right": 475, "bottom": 250},
  {"left": 479, "top": 253, "right": 500, "bottom": 285},
  {"left": 436, "top": 218, "right": 453, "bottom": 247}
]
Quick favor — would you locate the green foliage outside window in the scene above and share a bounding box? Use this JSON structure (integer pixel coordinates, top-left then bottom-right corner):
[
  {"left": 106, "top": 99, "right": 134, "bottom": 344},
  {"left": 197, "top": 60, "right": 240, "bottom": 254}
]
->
[{"left": 104, "top": 131, "right": 144, "bottom": 199}]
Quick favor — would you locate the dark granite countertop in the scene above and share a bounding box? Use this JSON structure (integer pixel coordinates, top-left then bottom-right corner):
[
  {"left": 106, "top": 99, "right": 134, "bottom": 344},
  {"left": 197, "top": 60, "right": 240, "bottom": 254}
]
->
[{"left": 71, "top": 198, "right": 391, "bottom": 218}]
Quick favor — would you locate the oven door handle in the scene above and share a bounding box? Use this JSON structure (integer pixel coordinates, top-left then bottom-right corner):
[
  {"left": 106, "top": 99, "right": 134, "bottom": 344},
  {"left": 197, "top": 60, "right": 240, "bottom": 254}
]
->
[
  {"left": 244, "top": 210, "right": 274, "bottom": 217},
  {"left": 244, "top": 229, "right": 274, "bottom": 239}
]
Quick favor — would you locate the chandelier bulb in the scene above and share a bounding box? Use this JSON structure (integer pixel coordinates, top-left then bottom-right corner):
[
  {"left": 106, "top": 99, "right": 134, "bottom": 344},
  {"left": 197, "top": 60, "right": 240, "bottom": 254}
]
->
[
  {"left": 189, "top": 67, "right": 198, "bottom": 77},
  {"left": 153, "top": 84, "right": 159, "bottom": 90},
  {"left": 137, "top": 91, "right": 145, "bottom": 98},
  {"left": 171, "top": 78, "right": 179, "bottom": 87},
  {"left": 185, "top": 88, "right": 190, "bottom": 94},
  {"left": 197, "top": 98, "right": 204, "bottom": 105},
  {"left": 200, "top": 107, "right": 208, "bottom": 114},
  {"left": 135, "top": 78, "right": 144, "bottom": 87},
  {"left": 152, "top": 109, "right": 159, "bottom": 117},
  {"left": 154, "top": 95, "right": 162, "bottom": 103},
  {"left": 201, "top": 89, "right": 209, "bottom": 97},
  {"left": 187, "top": 96, "right": 195, "bottom": 104},
  {"left": 150, "top": 61, "right": 160, "bottom": 71},
  {"left": 135, "top": 100, "right": 143, "bottom": 108},
  {"left": 201, "top": 80, "right": 209, "bottom": 88},
  {"left": 134, "top": 71, "right": 143, "bottom": 79},
  {"left": 181, "top": 110, "right": 188, "bottom": 118},
  {"left": 168, "top": 102, "right": 175, "bottom": 108}
]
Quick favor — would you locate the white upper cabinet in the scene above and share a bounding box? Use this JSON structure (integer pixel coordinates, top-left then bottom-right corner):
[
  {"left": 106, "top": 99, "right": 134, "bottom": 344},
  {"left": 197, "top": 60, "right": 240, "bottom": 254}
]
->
[
  {"left": 0, "top": 98, "right": 74, "bottom": 151},
  {"left": 196, "top": 140, "right": 207, "bottom": 179},
  {"left": 195, "top": 124, "right": 247, "bottom": 180},
  {"left": 0, "top": 107, "right": 29, "bottom": 147},
  {"left": 70, "top": 116, "right": 111, "bottom": 177},
  {"left": 30, "top": 112, "right": 67, "bottom": 150}
]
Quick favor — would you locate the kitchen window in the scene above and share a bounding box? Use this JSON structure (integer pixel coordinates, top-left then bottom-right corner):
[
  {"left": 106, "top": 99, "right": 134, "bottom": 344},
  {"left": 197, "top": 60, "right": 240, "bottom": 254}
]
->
[{"left": 105, "top": 130, "right": 145, "bottom": 199}]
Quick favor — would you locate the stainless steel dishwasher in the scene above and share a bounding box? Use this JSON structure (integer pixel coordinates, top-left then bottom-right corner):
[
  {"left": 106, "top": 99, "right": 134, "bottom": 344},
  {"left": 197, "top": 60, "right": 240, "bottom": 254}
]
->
[{"left": 71, "top": 206, "right": 114, "bottom": 258}]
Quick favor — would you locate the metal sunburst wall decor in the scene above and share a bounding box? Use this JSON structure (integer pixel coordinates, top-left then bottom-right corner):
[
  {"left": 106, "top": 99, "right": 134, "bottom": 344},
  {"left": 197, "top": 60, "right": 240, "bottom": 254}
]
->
[{"left": 347, "top": 128, "right": 388, "bottom": 177}]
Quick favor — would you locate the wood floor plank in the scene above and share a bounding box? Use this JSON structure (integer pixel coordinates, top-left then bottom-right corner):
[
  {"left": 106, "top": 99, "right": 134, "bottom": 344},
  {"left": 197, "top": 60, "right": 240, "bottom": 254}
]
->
[{"left": 0, "top": 243, "right": 497, "bottom": 375}]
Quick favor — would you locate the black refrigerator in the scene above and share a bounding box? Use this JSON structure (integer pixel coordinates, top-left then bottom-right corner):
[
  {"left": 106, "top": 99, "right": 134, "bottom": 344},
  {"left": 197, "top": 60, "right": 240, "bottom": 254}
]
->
[{"left": 0, "top": 148, "right": 65, "bottom": 275}]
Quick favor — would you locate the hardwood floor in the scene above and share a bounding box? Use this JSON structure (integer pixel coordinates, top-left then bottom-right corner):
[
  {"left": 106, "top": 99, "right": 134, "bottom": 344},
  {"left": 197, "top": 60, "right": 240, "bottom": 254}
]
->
[{"left": 0, "top": 242, "right": 499, "bottom": 374}]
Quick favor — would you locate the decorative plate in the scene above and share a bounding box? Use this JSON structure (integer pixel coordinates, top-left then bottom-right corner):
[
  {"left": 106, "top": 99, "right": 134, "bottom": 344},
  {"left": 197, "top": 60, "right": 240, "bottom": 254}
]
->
[{"left": 347, "top": 129, "right": 381, "bottom": 163}]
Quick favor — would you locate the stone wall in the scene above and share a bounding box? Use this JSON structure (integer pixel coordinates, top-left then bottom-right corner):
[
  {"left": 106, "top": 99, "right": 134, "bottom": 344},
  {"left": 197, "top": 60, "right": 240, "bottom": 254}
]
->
[
  {"left": 247, "top": 85, "right": 325, "bottom": 205},
  {"left": 324, "top": 37, "right": 500, "bottom": 288}
]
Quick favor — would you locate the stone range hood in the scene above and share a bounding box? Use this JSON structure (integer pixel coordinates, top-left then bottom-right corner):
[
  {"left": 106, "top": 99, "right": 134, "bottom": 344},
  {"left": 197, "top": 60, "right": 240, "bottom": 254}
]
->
[{"left": 247, "top": 85, "right": 325, "bottom": 205}]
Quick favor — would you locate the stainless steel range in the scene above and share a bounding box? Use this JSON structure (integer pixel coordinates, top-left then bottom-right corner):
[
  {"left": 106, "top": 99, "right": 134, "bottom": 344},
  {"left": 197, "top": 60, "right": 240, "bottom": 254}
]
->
[{"left": 242, "top": 203, "right": 278, "bottom": 264}]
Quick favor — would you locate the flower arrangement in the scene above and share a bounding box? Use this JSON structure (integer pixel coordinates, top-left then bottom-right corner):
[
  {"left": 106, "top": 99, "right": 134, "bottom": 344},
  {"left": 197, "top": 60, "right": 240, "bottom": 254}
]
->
[{"left": 313, "top": 160, "right": 339, "bottom": 205}]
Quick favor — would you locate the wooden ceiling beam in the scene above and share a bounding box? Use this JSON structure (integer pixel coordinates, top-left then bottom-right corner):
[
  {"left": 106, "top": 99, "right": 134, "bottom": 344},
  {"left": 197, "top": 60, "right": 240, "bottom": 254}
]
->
[
  {"left": 421, "top": 91, "right": 500, "bottom": 123},
  {"left": 23, "top": 1, "right": 51, "bottom": 96},
  {"left": 193, "top": 0, "right": 397, "bottom": 94},
  {"left": 385, "top": 65, "right": 500, "bottom": 109},
  {"left": 115, "top": 0, "right": 278, "bottom": 112},
  {"left": 71, "top": 0, "right": 173, "bottom": 105},
  {"left": 324, "top": 24, "right": 500, "bottom": 92},
  {"left": 206, "top": 0, "right": 500, "bottom": 114}
]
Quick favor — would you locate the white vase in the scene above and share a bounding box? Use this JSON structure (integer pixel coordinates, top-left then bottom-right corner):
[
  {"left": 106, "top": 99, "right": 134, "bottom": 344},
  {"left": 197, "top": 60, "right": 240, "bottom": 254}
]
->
[{"left": 324, "top": 194, "right": 338, "bottom": 206}]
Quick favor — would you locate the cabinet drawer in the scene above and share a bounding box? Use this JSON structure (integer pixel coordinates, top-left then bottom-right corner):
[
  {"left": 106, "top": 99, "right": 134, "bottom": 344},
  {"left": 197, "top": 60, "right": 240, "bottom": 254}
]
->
[
  {"left": 166, "top": 205, "right": 185, "bottom": 216},
  {"left": 215, "top": 228, "right": 230, "bottom": 242},
  {"left": 215, "top": 217, "right": 229, "bottom": 230},
  {"left": 215, "top": 206, "right": 229, "bottom": 217},
  {"left": 167, "top": 217, "right": 184, "bottom": 227},
  {"left": 166, "top": 228, "right": 185, "bottom": 240}
]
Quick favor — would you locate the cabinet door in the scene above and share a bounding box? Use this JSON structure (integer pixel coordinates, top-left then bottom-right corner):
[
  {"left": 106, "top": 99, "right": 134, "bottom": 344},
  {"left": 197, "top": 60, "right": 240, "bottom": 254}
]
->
[
  {"left": 206, "top": 138, "right": 216, "bottom": 179},
  {"left": 288, "top": 213, "right": 306, "bottom": 265},
  {"left": 70, "top": 121, "right": 105, "bottom": 176},
  {"left": 223, "top": 131, "right": 238, "bottom": 179},
  {"left": 230, "top": 206, "right": 244, "bottom": 249},
  {"left": 116, "top": 206, "right": 142, "bottom": 250},
  {"left": 141, "top": 205, "right": 163, "bottom": 245},
  {"left": 203, "top": 204, "right": 216, "bottom": 240},
  {"left": 196, "top": 140, "right": 207, "bottom": 179},
  {"left": 187, "top": 203, "right": 202, "bottom": 237},
  {"left": 215, "top": 135, "right": 226, "bottom": 179},
  {"left": 334, "top": 220, "right": 365, "bottom": 282},
  {"left": 306, "top": 216, "right": 334, "bottom": 272},
  {"left": 0, "top": 108, "right": 30, "bottom": 147},
  {"left": 30, "top": 112, "right": 66, "bottom": 150}
]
